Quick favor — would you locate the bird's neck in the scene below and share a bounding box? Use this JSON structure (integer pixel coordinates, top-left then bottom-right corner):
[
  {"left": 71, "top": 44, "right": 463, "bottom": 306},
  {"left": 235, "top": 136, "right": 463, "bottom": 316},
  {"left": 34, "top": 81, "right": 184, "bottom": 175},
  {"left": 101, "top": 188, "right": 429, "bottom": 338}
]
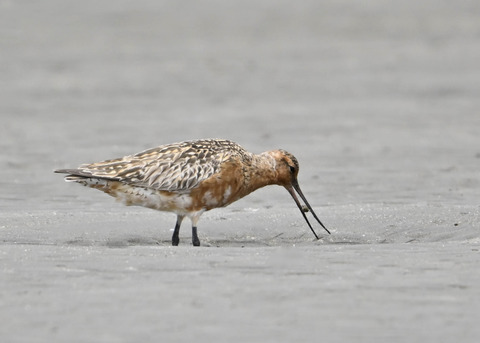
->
[{"left": 243, "top": 152, "right": 278, "bottom": 193}]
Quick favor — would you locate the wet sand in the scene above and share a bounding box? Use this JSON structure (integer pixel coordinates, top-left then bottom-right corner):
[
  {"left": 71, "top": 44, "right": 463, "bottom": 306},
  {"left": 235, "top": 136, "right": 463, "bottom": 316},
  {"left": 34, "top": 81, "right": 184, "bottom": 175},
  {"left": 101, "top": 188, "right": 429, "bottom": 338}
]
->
[{"left": 1, "top": 0, "right": 480, "bottom": 342}]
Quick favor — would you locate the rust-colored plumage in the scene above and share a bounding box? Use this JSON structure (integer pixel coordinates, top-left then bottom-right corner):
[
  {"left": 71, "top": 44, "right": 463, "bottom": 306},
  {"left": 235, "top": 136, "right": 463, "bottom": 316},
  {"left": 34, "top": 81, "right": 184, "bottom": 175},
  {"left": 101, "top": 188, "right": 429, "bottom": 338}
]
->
[{"left": 55, "top": 139, "right": 329, "bottom": 246}]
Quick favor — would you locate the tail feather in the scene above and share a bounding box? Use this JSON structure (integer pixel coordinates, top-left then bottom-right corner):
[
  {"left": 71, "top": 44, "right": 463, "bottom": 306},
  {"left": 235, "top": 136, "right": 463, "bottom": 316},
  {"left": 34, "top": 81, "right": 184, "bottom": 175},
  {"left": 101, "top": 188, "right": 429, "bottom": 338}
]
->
[
  {"left": 64, "top": 175, "right": 89, "bottom": 183},
  {"left": 54, "top": 168, "right": 119, "bottom": 182},
  {"left": 54, "top": 168, "right": 116, "bottom": 192},
  {"left": 55, "top": 172, "right": 113, "bottom": 194}
]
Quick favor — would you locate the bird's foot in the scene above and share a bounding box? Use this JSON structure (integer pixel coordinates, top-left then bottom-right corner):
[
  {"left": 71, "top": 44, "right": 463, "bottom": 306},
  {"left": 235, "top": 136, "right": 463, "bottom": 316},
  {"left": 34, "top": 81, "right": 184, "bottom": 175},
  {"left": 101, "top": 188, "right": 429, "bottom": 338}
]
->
[
  {"left": 172, "top": 235, "right": 179, "bottom": 246},
  {"left": 192, "top": 227, "right": 200, "bottom": 247}
]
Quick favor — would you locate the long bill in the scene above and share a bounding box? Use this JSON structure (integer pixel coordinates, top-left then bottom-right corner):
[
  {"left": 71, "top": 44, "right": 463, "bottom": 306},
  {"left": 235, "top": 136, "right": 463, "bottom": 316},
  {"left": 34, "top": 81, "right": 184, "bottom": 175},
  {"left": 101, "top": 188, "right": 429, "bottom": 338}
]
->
[{"left": 286, "top": 181, "right": 331, "bottom": 239}]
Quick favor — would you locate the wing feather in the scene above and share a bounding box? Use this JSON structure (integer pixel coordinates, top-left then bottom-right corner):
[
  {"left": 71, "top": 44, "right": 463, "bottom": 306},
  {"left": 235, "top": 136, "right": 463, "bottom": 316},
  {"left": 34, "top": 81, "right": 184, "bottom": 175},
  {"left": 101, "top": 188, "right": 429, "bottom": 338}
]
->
[{"left": 57, "top": 139, "right": 252, "bottom": 192}]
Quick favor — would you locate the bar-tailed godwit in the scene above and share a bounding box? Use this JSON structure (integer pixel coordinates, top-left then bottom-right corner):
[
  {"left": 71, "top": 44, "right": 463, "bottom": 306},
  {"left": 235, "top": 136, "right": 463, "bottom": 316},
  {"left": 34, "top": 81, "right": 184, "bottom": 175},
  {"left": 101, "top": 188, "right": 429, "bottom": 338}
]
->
[{"left": 55, "top": 139, "right": 330, "bottom": 246}]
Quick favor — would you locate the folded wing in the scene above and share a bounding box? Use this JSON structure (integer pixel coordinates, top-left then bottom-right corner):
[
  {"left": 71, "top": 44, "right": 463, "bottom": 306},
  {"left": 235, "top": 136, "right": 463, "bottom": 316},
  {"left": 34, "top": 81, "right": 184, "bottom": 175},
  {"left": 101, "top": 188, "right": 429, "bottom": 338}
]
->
[{"left": 55, "top": 139, "right": 248, "bottom": 192}]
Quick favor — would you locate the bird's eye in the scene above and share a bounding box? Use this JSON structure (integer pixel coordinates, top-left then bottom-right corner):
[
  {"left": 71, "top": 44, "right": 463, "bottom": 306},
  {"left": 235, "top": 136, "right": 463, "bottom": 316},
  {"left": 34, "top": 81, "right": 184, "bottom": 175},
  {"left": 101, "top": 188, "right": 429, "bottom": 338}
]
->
[{"left": 289, "top": 165, "right": 296, "bottom": 173}]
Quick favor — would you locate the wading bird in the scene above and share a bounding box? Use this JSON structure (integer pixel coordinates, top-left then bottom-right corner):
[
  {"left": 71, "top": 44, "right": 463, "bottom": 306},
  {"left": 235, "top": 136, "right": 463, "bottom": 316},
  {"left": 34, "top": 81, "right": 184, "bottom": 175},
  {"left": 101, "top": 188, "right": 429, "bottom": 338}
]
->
[{"left": 55, "top": 139, "right": 330, "bottom": 246}]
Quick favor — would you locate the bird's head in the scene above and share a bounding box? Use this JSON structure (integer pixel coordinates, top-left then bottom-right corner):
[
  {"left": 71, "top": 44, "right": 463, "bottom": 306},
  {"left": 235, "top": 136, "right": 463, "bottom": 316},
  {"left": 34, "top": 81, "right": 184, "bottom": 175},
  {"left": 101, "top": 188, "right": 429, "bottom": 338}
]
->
[{"left": 268, "top": 149, "right": 331, "bottom": 239}]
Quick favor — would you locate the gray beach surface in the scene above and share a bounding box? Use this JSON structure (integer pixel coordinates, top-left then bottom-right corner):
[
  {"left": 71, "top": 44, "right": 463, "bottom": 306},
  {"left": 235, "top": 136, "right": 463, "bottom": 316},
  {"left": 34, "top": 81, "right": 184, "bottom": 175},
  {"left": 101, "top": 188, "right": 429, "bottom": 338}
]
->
[{"left": 1, "top": 0, "right": 479, "bottom": 342}]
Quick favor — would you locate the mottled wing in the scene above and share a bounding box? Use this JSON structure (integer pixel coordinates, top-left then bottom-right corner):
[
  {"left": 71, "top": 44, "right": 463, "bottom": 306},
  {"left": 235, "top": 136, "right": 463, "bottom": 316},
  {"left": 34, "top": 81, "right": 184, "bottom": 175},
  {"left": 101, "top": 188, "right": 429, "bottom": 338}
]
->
[
  {"left": 126, "top": 143, "right": 225, "bottom": 191},
  {"left": 59, "top": 139, "right": 248, "bottom": 192}
]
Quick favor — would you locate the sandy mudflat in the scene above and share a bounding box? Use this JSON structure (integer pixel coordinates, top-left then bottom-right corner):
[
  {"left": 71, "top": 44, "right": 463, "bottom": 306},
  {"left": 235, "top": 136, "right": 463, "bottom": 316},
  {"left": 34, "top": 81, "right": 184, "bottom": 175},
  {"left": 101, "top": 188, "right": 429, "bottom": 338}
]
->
[{"left": 1, "top": 0, "right": 480, "bottom": 342}]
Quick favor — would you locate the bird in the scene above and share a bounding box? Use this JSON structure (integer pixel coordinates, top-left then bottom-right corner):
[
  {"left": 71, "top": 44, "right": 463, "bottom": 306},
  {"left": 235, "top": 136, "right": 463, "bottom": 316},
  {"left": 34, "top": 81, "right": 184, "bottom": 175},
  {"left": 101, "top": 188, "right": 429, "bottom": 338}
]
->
[{"left": 55, "top": 139, "right": 330, "bottom": 246}]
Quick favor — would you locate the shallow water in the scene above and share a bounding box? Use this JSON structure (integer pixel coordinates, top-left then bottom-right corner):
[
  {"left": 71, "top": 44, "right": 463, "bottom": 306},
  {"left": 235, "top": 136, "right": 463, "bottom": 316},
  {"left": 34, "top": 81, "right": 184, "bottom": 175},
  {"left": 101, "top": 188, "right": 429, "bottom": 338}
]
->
[{"left": 1, "top": 0, "right": 480, "bottom": 342}]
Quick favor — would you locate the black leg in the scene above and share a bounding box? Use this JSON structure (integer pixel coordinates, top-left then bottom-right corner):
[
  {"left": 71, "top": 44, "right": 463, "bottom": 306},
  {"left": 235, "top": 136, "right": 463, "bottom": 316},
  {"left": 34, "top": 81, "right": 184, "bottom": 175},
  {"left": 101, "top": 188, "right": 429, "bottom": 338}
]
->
[
  {"left": 192, "top": 226, "right": 200, "bottom": 247},
  {"left": 172, "top": 216, "right": 183, "bottom": 246}
]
